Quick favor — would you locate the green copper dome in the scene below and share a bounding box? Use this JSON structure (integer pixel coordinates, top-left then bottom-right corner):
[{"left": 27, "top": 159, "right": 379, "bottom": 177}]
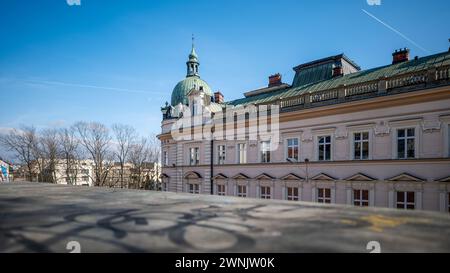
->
[{"left": 171, "top": 76, "right": 213, "bottom": 106}]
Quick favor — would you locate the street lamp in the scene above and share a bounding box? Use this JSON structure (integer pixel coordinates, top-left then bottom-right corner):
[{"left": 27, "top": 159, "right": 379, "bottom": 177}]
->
[{"left": 286, "top": 158, "right": 310, "bottom": 183}]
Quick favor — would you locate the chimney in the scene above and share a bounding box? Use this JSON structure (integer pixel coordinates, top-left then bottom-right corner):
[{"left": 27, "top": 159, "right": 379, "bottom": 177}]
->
[
  {"left": 268, "top": 73, "right": 282, "bottom": 87},
  {"left": 332, "top": 65, "right": 343, "bottom": 77},
  {"left": 392, "top": 48, "right": 410, "bottom": 64},
  {"left": 214, "top": 91, "right": 224, "bottom": 104}
]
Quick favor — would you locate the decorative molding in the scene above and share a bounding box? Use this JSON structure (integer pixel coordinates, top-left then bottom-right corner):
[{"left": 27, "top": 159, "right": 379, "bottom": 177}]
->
[
  {"left": 280, "top": 173, "right": 304, "bottom": 181},
  {"left": 374, "top": 121, "right": 390, "bottom": 136},
  {"left": 387, "top": 172, "right": 425, "bottom": 182},
  {"left": 311, "top": 173, "right": 337, "bottom": 181},
  {"left": 335, "top": 127, "right": 348, "bottom": 140},
  {"left": 345, "top": 173, "right": 376, "bottom": 182},
  {"left": 301, "top": 130, "right": 313, "bottom": 142},
  {"left": 255, "top": 173, "right": 276, "bottom": 180},
  {"left": 422, "top": 119, "right": 441, "bottom": 133}
]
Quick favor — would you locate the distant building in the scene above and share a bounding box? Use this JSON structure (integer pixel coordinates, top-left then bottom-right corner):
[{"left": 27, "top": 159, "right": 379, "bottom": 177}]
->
[
  {"left": 0, "top": 159, "right": 10, "bottom": 182},
  {"left": 159, "top": 44, "right": 450, "bottom": 213}
]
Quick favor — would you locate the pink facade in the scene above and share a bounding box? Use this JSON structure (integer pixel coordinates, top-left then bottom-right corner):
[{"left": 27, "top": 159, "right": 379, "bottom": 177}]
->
[{"left": 159, "top": 48, "right": 450, "bottom": 213}]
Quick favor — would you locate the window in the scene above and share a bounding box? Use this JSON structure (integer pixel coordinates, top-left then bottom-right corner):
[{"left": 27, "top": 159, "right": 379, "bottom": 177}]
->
[
  {"left": 353, "top": 132, "right": 369, "bottom": 160},
  {"left": 217, "top": 184, "right": 226, "bottom": 196},
  {"left": 447, "top": 192, "right": 450, "bottom": 212},
  {"left": 237, "top": 143, "right": 247, "bottom": 164},
  {"left": 192, "top": 100, "right": 198, "bottom": 116},
  {"left": 317, "top": 188, "right": 331, "bottom": 203},
  {"left": 353, "top": 189, "right": 369, "bottom": 206},
  {"left": 163, "top": 151, "right": 168, "bottom": 166},
  {"left": 396, "top": 191, "right": 415, "bottom": 209},
  {"left": 189, "top": 147, "right": 199, "bottom": 166},
  {"left": 397, "top": 128, "right": 415, "bottom": 159},
  {"left": 188, "top": 183, "right": 200, "bottom": 194},
  {"left": 448, "top": 125, "right": 450, "bottom": 157},
  {"left": 318, "top": 136, "right": 332, "bottom": 161},
  {"left": 237, "top": 185, "right": 247, "bottom": 197},
  {"left": 287, "top": 187, "right": 299, "bottom": 201},
  {"left": 217, "top": 145, "right": 226, "bottom": 165},
  {"left": 286, "top": 138, "right": 299, "bottom": 161},
  {"left": 261, "top": 141, "right": 271, "bottom": 163},
  {"left": 260, "top": 186, "right": 271, "bottom": 199}
]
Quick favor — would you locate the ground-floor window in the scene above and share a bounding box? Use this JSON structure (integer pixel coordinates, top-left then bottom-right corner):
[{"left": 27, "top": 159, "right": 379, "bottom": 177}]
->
[
  {"left": 217, "top": 184, "right": 226, "bottom": 196},
  {"left": 188, "top": 183, "right": 200, "bottom": 194},
  {"left": 237, "top": 185, "right": 247, "bottom": 197},
  {"left": 317, "top": 188, "right": 331, "bottom": 203},
  {"left": 260, "top": 186, "right": 271, "bottom": 199},
  {"left": 287, "top": 187, "right": 299, "bottom": 201},
  {"left": 396, "top": 191, "right": 415, "bottom": 210},
  {"left": 353, "top": 189, "right": 369, "bottom": 207}
]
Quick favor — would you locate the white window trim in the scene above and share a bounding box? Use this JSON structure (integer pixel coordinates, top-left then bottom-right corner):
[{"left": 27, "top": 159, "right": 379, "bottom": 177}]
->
[
  {"left": 236, "top": 184, "right": 248, "bottom": 197},
  {"left": 395, "top": 191, "right": 416, "bottom": 210},
  {"left": 259, "top": 185, "right": 272, "bottom": 199},
  {"left": 259, "top": 140, "right": 272, "bottom": 163},
  {"left": 285, "top": 137, "right": 300, "bottom": 162},
  {"left": 216, "top": 184, "right": 227, "bottom": 196},
  {"left": 236, "top": 143, "right": 247, "bottom": 164},
  {"left": 216, "top": 144, "right": 226, "bottom": 165},
  {"left": 286, "top": 186, "right": 300, "bottom": 201},
  {"left": 391, "top": 124, "right": 421, "bottom": 159},
  {"left": 317, "top": 188, "right": 332, "bottom": 203},
  {"left": 353, "top": 189, "right": 370, "bottom": 207},
  {"left": 349, "top": 130, "right": 373, "bottom": 160},
  {"left": 315, "top": 135, "right": 334, "bottom": 161}
]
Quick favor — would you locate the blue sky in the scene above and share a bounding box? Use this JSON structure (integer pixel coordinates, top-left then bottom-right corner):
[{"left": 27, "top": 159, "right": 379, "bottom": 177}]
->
[{"left": 0, "top": 0, "right": 449, "bottom": 137}]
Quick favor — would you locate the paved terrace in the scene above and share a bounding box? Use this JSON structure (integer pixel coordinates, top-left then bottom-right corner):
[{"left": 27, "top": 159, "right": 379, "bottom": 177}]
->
[{"left": 0, "top": 182, "right": 449, "bottom": 253}]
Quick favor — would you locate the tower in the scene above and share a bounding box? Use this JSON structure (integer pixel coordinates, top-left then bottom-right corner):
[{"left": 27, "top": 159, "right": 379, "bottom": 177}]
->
[{"left": 186, "top": 35, "right": 200, "bottom": 77}]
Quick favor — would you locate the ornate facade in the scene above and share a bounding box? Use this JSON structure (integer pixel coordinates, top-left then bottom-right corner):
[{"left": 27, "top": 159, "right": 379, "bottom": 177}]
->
[{"left": 159, "top": 45, "right": 450, "bottom": 213}]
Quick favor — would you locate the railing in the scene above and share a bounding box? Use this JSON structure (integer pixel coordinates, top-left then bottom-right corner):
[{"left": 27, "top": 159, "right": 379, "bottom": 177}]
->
[
  {"left": 280, "top": 96, "right": 304, "bottom": 108},
  {"left": 310, "top": 89, "right": 338, "bottom": 103},
  {"left": 386, "top": 71, "right": 427, "bottom": 89},
  {"left": 345, "top": 81, "right": 378, "bottom": 97},
  {"left": 436, "top": 65, "right": 450, "bottom": 81},
  {"left": 277, "top": 65, "right": 450, "bottom": 110}
]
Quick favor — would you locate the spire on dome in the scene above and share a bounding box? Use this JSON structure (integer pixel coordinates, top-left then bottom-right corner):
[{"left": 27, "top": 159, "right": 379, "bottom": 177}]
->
[{"left": 186, "top": 35, "right": 200, "bottom": 77}]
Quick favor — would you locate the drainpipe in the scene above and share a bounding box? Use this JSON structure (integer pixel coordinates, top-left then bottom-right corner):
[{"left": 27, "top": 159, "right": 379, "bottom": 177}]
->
[{"left": 210, "top": 139, "right": 214, "bottom": 195}]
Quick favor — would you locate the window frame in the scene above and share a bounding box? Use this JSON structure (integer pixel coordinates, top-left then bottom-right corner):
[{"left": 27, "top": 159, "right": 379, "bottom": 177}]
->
[
  {"left": 237, "top": 185, "right": 247, "bottom": 197},
  {"left": 396, "top": 128, "right": 416, "bottom": 159},
  {"left": 317, "top": 188, "right": 331, "bottom": 203},
  {"left": 260, "top": 140, "right": 271, "bottom": 163},
  {"left": 217, "top": 145, "right": 226, "bottom": 165},
  {"left": 317, "top": 135, "right": 332, "bottom": 161},
  {"left": 260, "top": 186, "right": 271, "bottom": 199},
  {"left": 236, "top": 143, "right": 247, "bottom": 164},
  {"left": 217, "top": 184, "right": 226, "bottom": 196},
  {"left": 285, "top": 137, "right": 300, "bottom": 162},
  {"left": 352, "top": 131, "right": 370, "bottom": 160},
  {"left": 353, "top": 189, "right": 370, "bottom": 207},
  {"left": 188, "top": 183, "right": 200, "bottom": 194},
  {"left": 286, "top": 187, "right": 299, "bottom": 201},
  {"left": 396, "top": 191, "right": 415, "bottom": 210},
  {"left": 189, "top": 147, "right": 200, "bottom": 166}
]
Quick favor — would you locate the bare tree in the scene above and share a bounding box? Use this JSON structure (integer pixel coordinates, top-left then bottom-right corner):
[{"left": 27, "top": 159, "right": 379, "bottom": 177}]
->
[
  {"left": 40, "top": 129, "right": 59, "bottom": 183},
  {"left": 112, "top": 124, "right": 136, "bottom": 188},
  {"left": 128, "top": 137, "right": 150, "bottom": 189},
  {"left": 0, "top": 126, "right": 38, "bottom": 181},
  {"left": 58, "top": 127, "right": 80, "bottom": 185},
  {"left": 74, "top": 121, "right": 112, "bottom": 187}
]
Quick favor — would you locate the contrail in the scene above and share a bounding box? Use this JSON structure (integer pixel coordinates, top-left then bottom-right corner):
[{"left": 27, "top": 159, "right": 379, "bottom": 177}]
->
[
  {"left": 362, "top": 9, "right": 430, "bottom": 54},
  {"left": 25, "top": 79, "right": 164, "bottom": 95}
]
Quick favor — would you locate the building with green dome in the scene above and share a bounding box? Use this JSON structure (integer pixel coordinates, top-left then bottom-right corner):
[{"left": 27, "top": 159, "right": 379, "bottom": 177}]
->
[{"left": 170, "top": 43, "right": 213, "bottom": 106}]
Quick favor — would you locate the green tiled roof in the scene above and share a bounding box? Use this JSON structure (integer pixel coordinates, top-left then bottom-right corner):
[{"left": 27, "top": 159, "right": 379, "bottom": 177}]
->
[{"left": 226, "top": 51, "right": 450, "bottom": 107}]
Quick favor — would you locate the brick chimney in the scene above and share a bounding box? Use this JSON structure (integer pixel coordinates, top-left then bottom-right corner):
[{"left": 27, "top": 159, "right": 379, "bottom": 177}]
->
[
  {"left": 268, "top": 73, "right": 282, "bottom": 87},
  {"left": 214, "top": 91, "right": 224, "bottom": 104},
  {"left": 392, "top": 48, "right": 410, "bottom": 64},
  {"left": 332, "top": 65, "right": 343, "bottom": 77}
]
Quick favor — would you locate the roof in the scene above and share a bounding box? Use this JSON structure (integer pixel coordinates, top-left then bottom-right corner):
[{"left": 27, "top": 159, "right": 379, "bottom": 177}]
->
[
  {"left": 226, "top": 51, "right": 450, "bottom": 107},
  {"left": 171, "top": 76, "right": 213, "bottom": 106}
]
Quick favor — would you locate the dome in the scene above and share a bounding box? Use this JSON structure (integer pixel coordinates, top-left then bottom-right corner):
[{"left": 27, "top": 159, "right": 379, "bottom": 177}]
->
[{"left": 171, "top": 76, "right": 213, "bottom": 106}]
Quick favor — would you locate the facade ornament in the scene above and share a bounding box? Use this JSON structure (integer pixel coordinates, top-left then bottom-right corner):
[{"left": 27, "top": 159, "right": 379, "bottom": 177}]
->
[
  {"left": 374, "top": 121, "right": 390, "bottom": 136},
  {"left": 422, "top": 119, "right": 441, "bottom": 133}
]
